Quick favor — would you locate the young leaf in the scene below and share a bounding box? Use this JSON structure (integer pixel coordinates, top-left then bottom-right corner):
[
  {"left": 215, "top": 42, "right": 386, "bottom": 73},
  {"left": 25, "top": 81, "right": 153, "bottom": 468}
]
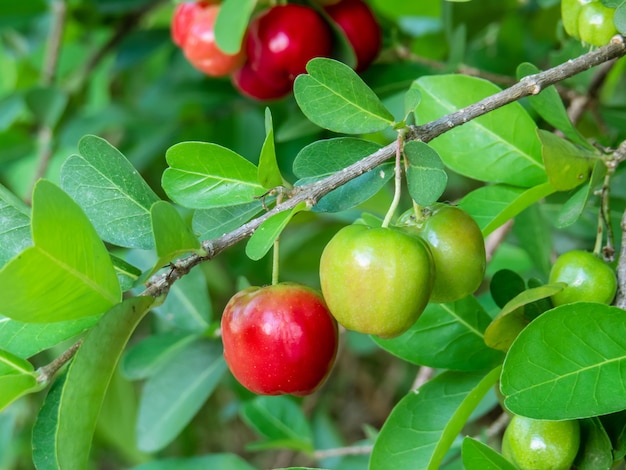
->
[
  {"left": 458, "top": 182, "right": 555, "bottom": 237},
  {"left": 0, "top": 349, "right": 40, "bottom": 411},
  {"left": 55, "top": 297, "right": 154, "bottom": 469},
  {"left": 484, "top": 283, "right": 565, "bottom": 352},
  {"left": 370, "top": 367, "right": 501, "bottom": 470},
  {"left": 293, "top": 58, "right": 395, "bottom": 134},
  {"left": 193, "top": 201, "right": 264, "bottom": 240},
  {"left": 240, "top": 396, "right": 314, "bottom": 452},
  {"left": 462, "top": 437, "right": 516, "bottom": 470},
  {"left": 0, "top": 180, "right": 122, "bottom": 322},
  {"left": 136, "top": 339, "right": 227, "bottom": 452},
  {"left": 574, "top": 417, "right": 614, "bottom": 470},
  {"left": 517, "top": 62, "right": 591, "bottom": 149},
  {"left": 60, "top": 135, "right": 160, "bottom": 250},
  {"left": 414, "top": 75, "right": 546, "bottom": 187},
  {"left": 150, "top": 201, "right": 202, "bottom": 273},
  {"left": 374, "top": 296, "right": 504, "bottom": 371},
  {"left": 404, "top": 82, "right": 422, "bottom": 121},
  {"left": 130, "top": 453, "right": 256, "bottom": 470},
  {"left": 537, "top": 130, "right": 595, "bottom": 191},
  {"left": 0, "top": 182, "right": 31, "bottom": 267},
  {"left": 214, "top": 0, "right": 255, "bottom": 54},
  {"left": 501, "top": 303, "right": 626, "bottom": 419},
  {"left": 245, "top": 202, "right": 307, "bottom": 261},
  {"left": 162, "top": 142, "right": 266, "bottom": 209},
  {"left": 258, "top": 108, "right": 284, "bottom": 189},
  {"left": 0, "top": 348, "right": 35, "bottom": 377},
  {"left": 404, "top": 140, "right": 448, "bottom": 206}
]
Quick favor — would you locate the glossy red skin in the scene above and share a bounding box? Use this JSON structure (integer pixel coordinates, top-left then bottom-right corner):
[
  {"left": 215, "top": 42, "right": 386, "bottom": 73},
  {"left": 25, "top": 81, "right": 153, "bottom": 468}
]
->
[
  {"left": 324, "top": 0, "right": 381, "bottom": 71},
  {"left": 171, "top": 1, "right": 211, "bottom": 47},
  {"left": 245, "top": 5, "right": 333, "bottom": 85},
  {"left": 221, "top": 283, "right": 338, "bottom": 396},
  {"left": 231, "top": 62, "right": 292, "bottom": 101},
  {"left": 183, "top": 5, "right": 246, "bottom": 77}
]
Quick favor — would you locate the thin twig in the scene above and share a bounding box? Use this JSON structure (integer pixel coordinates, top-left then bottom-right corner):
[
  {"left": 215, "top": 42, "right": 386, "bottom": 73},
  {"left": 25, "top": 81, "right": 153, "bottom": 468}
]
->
[
  {"left": 36, "top": 339, "right": 83, "bottom": 385},
  {"left": 313, "top": 444, "right": 374, "bottom": 460},
  {"left": 142, "top": 36, "right": 626, "bottom": 300}
]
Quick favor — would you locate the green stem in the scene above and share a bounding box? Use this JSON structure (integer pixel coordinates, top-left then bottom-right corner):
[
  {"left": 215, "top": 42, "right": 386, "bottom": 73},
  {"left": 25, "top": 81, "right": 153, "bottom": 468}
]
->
[
  {"left": 272, "top": 237, "right": 280, "bottom": 285},
  {"left": 382, "top": 132, "right": 406, "bottom": 228}
]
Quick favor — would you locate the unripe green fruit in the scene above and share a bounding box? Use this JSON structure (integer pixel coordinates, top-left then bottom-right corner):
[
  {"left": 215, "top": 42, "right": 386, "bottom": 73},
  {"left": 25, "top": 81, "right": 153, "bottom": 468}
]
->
[
  {"left": 578, "top": 1, "right": 618, "bottom": 46},
  {"left": 549, "top": 250, "right": 617, "bottom": 306},
  {"left": 319, "top": 224, "right": 434, "bottom": 338},
  {"left": 502, "top": 415, "right": 580, "bottom": 470},
  {"left": 398, "top": 204, "right": 486, "bottom": 303},
  {"left": 561, "top": 0, "right": 595, "bottom": 39}
]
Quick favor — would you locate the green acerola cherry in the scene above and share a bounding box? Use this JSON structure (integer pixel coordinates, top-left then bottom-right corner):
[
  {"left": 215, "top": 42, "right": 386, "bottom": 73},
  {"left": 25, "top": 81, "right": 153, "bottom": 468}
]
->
[
  {"left": 502, "top": 415, "right": 580, "bottom": 470},
  {"left": 398, "top": 204, "right": 486, "bottom": 303},
  {"left": 561, "top": 0, "right": 595, "bottom": 39},
  {"left": 549, "top": 250, "right": 617, "bottom": 306},
  {"left": 577, "top": 1, "right": 618, "bottom": 46},
  {"left": 319, "top": 224, "right": 434, "bottom": 338}
]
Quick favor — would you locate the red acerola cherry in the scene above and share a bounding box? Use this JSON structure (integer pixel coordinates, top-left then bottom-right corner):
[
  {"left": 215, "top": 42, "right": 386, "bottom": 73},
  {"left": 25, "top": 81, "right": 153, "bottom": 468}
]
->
[
  {"left": 220, "top": 283, "right": 338, "bottom": 396},
  {"left": 324, "top": 0, "right": 381, "bottom": 71},
  {"left": 245, "top": 5, "right": 333, "bottom": 85},
  {"left": 231, "top": 62, "right": 292, "bottom": 101},
  {"left": 171, "top": 1, "right": 211, "bottom": 48},
  {"left": 182, "top": 4, "right": 246, "bottom": 77}
]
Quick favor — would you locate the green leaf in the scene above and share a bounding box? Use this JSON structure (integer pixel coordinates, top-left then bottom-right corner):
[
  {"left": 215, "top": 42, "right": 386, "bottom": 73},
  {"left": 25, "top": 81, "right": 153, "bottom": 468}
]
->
[
  {"left": 616, "top": 2, "right": 626, "bottom": 34},
  {"left": 374, "top": 296, "right": 504, "bottom": 371},
  {"left": 538, "top": 130, "right": 595, "bottom": 191},
  {"left": 484, "top": 283, "right": 565, "bottom": 352},
  {"left": 458, "top": 182, "right": 555, "bottom": 237},
  {"left": 55, "top": 296, "right": 154, "bottom": 469},
  {"left": 574, "top": 417, "right": 614, "bottom": 470},
  {"left": 293, "top": 137, "right": 391, "bottom": 212},
  {"left": 214, "top": 0, "right": 255, "bottom": 54},
  {"left": 121, "top": 332, "right": 196, "bottom": 380},
  {"left": 136, "top": 339, "right": 227, "bottom": 452},
  {"left": 370, "top": 367, "right": 501, "bottom": 470},
  {"left": 150, "top": 201, "right": 202, "bottom": 272},
  {"left": 293, "top": 58, "right": 395, "bottom": 134},
  {"left": 152, "top": 264, "right": 211, "bottom": 332},
  {"left": 258, "top": 108, "right": 284, "bottom": 189},
  {"left": 130, "top": 454, "right": 256, "bottom": 470},
  {"left": 0, "top": 316, "right": 98, "bottom": 362},
  {"left": 245, "top": 203, "right": 307, "bottom": 261},
  {"left": 517, "top": 62, "right": 591, "bottom": 149},
  {"left": 404, "top": 82, "right": 422, "bottom": 121},
  {"left": 162, "top": 142, "right": 265, "bottom": 209},
  {"left": 489, "top": 269, "right": 526, "bottom": 309},
  {"left": 193, "top": 202, "right": 264, "bottom": 240},
  {"left": 0, "top": 348, "right": 34, "bottom": 377},
  {"left": 556, "top": 160, "right": 606, "bottom": 228},
  {"left": 60, "top": 135, "right": 160, "bottom": 250},
  {"left": 404, "top": 140, "right": 448, "bottom": 206},
  {"left": 414, "top": 75, "right": 546, "bottom": 186},
  {"left": 0, "top": 373, "right": 40, "bottom": 412},
  {"left": 110, "top": 253, "right": 142, "bottom": 291},
  {"left": 32, "top": 372, "right": 66, "bottom": 470},
  {"left": 501, "top": 303, "right": 626, "bottom": 419},
  {"left": 0, "top": 182, "right": 31, "bottom": 267},
  {"left": 0, "top": 180, "right": 122, "bottom": 322},
  {"left": 462, "top": 437, "right": 516, "bottom": 470},
  {"left": 240, "top": 396, "right": 314, "bottom": 452}
]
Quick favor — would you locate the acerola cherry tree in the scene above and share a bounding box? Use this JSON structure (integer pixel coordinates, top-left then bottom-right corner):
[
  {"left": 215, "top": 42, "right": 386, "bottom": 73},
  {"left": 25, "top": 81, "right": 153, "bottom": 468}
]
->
[{"left": 1, "top": 1, "right": 626, "bottom": 469}]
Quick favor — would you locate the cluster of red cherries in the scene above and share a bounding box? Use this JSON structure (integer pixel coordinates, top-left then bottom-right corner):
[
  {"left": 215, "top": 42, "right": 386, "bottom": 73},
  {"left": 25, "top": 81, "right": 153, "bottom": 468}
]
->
[{"left": 171, "top": 0, "right": 382, "bottom": 100}]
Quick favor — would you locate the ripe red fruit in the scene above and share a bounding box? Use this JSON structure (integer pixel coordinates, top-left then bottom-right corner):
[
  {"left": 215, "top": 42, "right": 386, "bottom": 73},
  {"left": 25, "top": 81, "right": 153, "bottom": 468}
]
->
[
  {"left": 245, "top": 5, "right": 333, "bottom": 85},
  {"left": 231, "top": 62, "right": 292, "bottom": 101},
  {"left": 182, "top": 4, "right": 246, "bottom": 77},
  {"left": 171, "top": 2, "right": 207, "bottom": 48},
  {"left": 220, "top": 283, "right": 338, "bottom": 396},
  {"left": 324, "top": 0, "right": 381, "bottom": 72}
]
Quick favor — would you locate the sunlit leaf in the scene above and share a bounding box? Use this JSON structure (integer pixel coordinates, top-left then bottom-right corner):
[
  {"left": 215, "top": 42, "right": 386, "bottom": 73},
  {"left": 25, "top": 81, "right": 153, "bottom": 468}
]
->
[
  {"left": 538, "top": 130, "right": 595, "bottom": 191},
  {"left": 462, "top": 437, "right": 516, "bottom": 470},
  {"left": 294, "top": 58, "right": 395, "bottom": 134},
  {"left": 0, "top": 180, "right": 121, "bottom": 323},
  {"left": 162, "top": 142, "right": 265, "bottom": 209},
  {"left": 370, "top": 367, "right": 500, "bottom": 470},
  {"left": 501, "top": 303, "right": 626, "bottom": 419},
  {"left": 214, "top": 0, "right": 255, "bottom": 54},
  {"left": 414, "top": 75, "right": 546, "bottom": 186},
  {"left": 258, "top": 108, "right": 284, "bottom": 189},
  {"left": 60, "top": 135, "right": 160, "bottom": 250},
  {"left": 245, "top": 203, "right": 307, "bottom": 261}
]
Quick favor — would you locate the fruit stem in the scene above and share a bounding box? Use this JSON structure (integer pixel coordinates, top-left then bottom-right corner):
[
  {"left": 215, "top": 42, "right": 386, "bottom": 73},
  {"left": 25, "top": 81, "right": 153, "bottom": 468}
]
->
[
  {"left": 271, "top": 193, "right": 284, "bottom": 285},
  {"left": 382, "top": 131, "right": 406, "bottom": 228}
]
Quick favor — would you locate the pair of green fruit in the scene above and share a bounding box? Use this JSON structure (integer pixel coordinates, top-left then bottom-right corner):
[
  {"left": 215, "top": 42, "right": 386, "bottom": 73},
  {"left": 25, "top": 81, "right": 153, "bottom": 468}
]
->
[
  {"left": 319, "top": 204, "right": 486, "bottom": 338},
  {"left": 562, "top": 0, "right": 619, "bottom": 46}
]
